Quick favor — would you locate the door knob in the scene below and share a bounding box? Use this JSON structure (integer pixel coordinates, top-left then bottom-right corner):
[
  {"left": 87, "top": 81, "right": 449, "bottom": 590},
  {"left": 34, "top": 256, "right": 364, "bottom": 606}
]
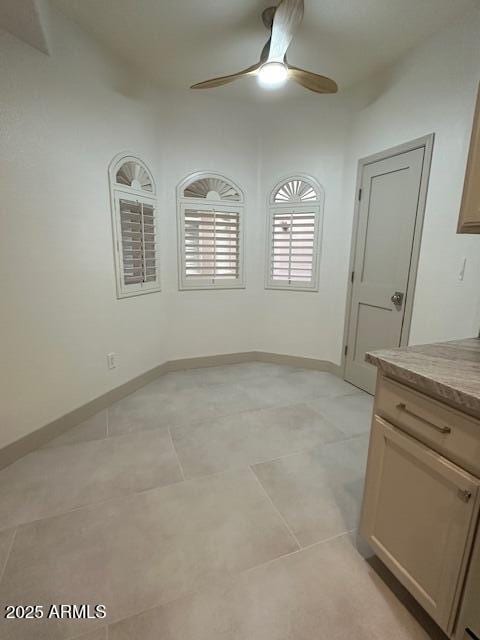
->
[{"left": 391, "top": 291, "right": 404, "bottom": 307}]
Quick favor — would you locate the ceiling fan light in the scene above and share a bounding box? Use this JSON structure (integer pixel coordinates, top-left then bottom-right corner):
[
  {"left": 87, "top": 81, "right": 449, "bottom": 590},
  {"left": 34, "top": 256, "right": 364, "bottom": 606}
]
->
[{"left": 257, "top": 62, "right": 288, "bottom": 89}]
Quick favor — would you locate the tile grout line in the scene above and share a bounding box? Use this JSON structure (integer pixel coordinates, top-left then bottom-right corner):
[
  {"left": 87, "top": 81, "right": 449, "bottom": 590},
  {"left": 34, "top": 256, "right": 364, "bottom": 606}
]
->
[
  {"left": 111, "top": 371, "right": 363, "bottom": 438},
  {"left": 300, "top": 528, "right": 356, "bottom": 554},
  {"left": 168, "top": 427, "right": 186, "bottom": 482},
  {"left": 92, "top": 547, "right": 310, "bottom": 633},
  {"left": 83, "top": 530, "right": 357, "bottom": 636},
  {"left": 248, "top": 466, "right": 302, "bottom": 551},
  {"left": 1, "top": 374, "right": 369, "bottom": 532},
  {"left": 125, "top": 387, "right": 364, "bottom": 449},
  {"left": 240, "top": 528, "right": 355, "bottom": 577},
  {"left": 0, "top": 528, "right": 17, "bottom": 587},
  {"left": 43, "top": 383, "right": 364, "bottom": 453},
  {"left": 248, "top": 431, "right": 369, "bottom": 468},
  {"left": 107, "top": 373, "right": 365, "bottom": 435},
  {"left": 1, "top": 369, "right": 369, "bottom": 637},
  {"left": 64, "top": 544, "right": 311, "bottom": 636},
  {"left": 3, "top": 464, "right": 250, "bottom": 533},
  {"left": 2, "top": 430, "right": 368, "bottom": 532},
  {"left": 27, "top": 369, "right": 365, "bottom": 453},
  {"left": 161, "top": 428, "right": 368, "bottom": 488},
  {"left": 1, "top": 466, "right": 187, "bottom": 532},
  {"left": 43, "top": 416, "right": 367, "bottom": 459}
]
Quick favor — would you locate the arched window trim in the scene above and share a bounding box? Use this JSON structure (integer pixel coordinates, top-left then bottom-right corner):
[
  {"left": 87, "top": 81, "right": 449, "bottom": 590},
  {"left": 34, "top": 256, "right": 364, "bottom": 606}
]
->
[
  {"left": 108, "top": 152, "right": 160, "bottom": 299},
  {"left": 109, "top": 152, "right": 156, "bottom": 197},
  {"left": 177, "top": 171, "right": 246, "bottom": 291},
  {"left": 178, "top": 171, "right": 244, "bottom": 204},
  {"left": 270, "top": 174, "right": 323, "bottom": 205},
  {"left": 266, "top": 174, "right": 324, "bottom": 292}
]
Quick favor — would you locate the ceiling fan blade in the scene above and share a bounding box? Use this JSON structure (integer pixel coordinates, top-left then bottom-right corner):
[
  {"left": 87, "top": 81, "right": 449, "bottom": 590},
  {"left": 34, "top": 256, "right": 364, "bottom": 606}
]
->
[
  {"left": 261, "top": 6, "right": 276, "bottom": 29},
  {"left": 260, "top": 37, "right": 271, "bottom": 64},
  {"left": 268, "top": 0, "right": 304, "bottom": 62},
  {"left": 191, "top": 63, "right": 260, "bottom": 89},
  {"left": 288, "top": 66, "right": 338, "bottom": 94}
]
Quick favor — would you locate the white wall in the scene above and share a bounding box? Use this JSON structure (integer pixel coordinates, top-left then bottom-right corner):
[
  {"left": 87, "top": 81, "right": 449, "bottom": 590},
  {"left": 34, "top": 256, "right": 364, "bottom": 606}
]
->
[
  {"left": 343, "top": 6, "right": 480, "bottom": 345},
  {"left": 0, "top": 8, "right": 264, "bottom": 449},
  {"left": 254, "top": 4, "right": 480, "bottom": 364},
  {"left": 153, "top": 91, "right": 264, "bottom": 361},
  {"left": 2, "top": 3, "right": 480, "bottom": 450},
  {"left": 0, "top": 12, "right": 164, "bottom": 448},
  {"left": 257, "top": 99, "right": 353, "bottom": 362}
]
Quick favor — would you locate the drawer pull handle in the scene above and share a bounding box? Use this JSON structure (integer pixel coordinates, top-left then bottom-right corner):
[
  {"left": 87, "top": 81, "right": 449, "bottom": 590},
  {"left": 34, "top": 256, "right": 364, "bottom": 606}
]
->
[{"left": 395, "top": 403, "right": 452, "bottom": 434}]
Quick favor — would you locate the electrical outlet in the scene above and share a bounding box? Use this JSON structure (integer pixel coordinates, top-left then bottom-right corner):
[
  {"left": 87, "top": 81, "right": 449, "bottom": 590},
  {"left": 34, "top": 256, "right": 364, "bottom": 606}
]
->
[{"left": 107, "top": 352, "right": 117, "bottom": 370}]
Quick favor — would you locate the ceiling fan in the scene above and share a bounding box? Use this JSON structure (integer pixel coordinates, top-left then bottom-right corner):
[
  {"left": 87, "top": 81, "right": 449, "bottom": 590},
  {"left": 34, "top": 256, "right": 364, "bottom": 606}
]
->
[{"left": 191, "top": 0, "right": 337, "bottom": 94}]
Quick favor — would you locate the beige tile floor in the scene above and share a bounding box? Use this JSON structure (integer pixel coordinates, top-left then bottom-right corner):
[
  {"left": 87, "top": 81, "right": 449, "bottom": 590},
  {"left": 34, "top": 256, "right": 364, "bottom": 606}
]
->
[{"left": 0, "top": 363, "right": 445, "bottom": 639}]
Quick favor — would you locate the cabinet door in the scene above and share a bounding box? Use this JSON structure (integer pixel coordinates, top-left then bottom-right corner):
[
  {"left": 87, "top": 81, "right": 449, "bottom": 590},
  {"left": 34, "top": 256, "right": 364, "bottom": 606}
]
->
[
  {"left": 458, "top": 84, "right": 480, "bottom": 233},
  {"left": 455, "top": 532, "right": 480, "bottom": 640},
  {"left": 361, "top": 416, "right": 480, "bottom": 634}
]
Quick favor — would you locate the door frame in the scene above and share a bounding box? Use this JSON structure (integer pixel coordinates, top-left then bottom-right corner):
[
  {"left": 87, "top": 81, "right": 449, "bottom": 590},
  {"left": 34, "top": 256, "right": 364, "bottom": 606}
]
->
[{"left": 341, "top": 134, "right": 435, "bottom": 381}]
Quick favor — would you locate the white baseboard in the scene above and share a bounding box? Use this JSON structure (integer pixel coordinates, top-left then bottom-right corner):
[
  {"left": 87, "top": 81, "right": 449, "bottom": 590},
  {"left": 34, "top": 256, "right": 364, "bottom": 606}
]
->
[
  {"left": 0, "top": 351, "right": 340, "bottom": 469},
  {"left": 254, "top": 351, "right": 341, "bottom": 376}
]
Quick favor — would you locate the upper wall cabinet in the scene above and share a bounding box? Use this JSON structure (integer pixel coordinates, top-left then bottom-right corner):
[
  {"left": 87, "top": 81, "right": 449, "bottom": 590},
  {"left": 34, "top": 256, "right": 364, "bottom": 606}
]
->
[{"left": 458, "top": 84, "right": 480, "bottom": 234}]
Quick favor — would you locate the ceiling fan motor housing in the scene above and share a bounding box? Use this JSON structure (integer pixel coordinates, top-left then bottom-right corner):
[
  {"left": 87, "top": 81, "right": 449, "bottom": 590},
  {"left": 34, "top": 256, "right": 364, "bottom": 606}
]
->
[{"left": 190, "top": 0, "right": 337, "bottom": 94}]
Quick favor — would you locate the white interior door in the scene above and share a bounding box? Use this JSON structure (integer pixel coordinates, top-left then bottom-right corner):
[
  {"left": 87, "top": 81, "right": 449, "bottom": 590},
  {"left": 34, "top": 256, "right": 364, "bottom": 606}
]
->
[{"left": 345, "top": 146, "right": 427, "bottom": 393}]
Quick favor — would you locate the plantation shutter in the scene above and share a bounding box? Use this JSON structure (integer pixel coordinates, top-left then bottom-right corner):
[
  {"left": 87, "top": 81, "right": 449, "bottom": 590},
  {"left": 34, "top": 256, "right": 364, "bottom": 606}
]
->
[
  {"left": 183, "top": 207, "right": 240, "bottom": 283},
  {"left": 271, "top": 209, "right": 317, "bottom": 285},
  {"left": 120, "top": 198, "right": 157, "bottom": 286}
]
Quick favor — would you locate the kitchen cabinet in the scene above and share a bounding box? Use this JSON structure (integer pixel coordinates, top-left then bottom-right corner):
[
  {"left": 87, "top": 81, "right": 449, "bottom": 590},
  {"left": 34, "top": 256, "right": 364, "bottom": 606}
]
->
[
  {"left": 458, "top": 84, "right": 480, "bottom": 233},
  {"left": 456, "top": 530, "right": 480, "bottom": 640},
  {"left": 361, "top": 414, "right": 480, "bottom": 634},
  {"left": 360, "top": 370, "right": 480, "bottom": 637}
]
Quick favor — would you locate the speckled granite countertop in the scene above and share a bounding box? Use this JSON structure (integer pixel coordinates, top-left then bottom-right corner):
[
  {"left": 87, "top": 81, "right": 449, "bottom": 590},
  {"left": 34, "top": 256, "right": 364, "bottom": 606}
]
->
[{"left": 366, "top": 338, "right": 480, "bottom": 417}]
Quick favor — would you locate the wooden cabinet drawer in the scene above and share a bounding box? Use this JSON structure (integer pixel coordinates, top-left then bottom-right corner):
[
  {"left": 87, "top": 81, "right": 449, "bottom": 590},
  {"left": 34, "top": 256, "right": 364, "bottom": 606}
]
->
[{"left": 376, "top": 376, "right": 480, "bottom": 477}]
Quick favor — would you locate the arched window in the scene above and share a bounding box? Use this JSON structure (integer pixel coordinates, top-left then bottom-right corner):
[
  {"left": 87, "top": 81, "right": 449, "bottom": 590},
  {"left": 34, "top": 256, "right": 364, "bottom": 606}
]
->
[
  {"left": 177, "top": 172, "right": 245, "bottom": 290},
  {"left": 266, "top": 176, "right": 324, "bottom": 291},
  {"left": 109, "top": 153, "right": 160, "bottom": 298}
]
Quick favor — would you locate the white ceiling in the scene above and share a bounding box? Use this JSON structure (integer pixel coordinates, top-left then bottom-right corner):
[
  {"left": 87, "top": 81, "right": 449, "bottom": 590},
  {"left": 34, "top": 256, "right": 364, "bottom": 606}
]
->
[
  {"left": 0, "top": 0, "right": 50, "bottom": 54},
  {"left": 53, "top": 0, "right": 475, "bottom": 95}
]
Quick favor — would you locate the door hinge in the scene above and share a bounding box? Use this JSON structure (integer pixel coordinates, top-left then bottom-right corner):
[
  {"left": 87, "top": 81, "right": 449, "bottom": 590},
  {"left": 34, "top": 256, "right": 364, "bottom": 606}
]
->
[
  {"left": 351, "top": 270, "right": 355, "bottom": 283},
  {"left": 344, "top": 345, "right": 348, "bottom": 357},
  {"left": 358, "top": 188, "right": 363, "bottom": 201}
]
